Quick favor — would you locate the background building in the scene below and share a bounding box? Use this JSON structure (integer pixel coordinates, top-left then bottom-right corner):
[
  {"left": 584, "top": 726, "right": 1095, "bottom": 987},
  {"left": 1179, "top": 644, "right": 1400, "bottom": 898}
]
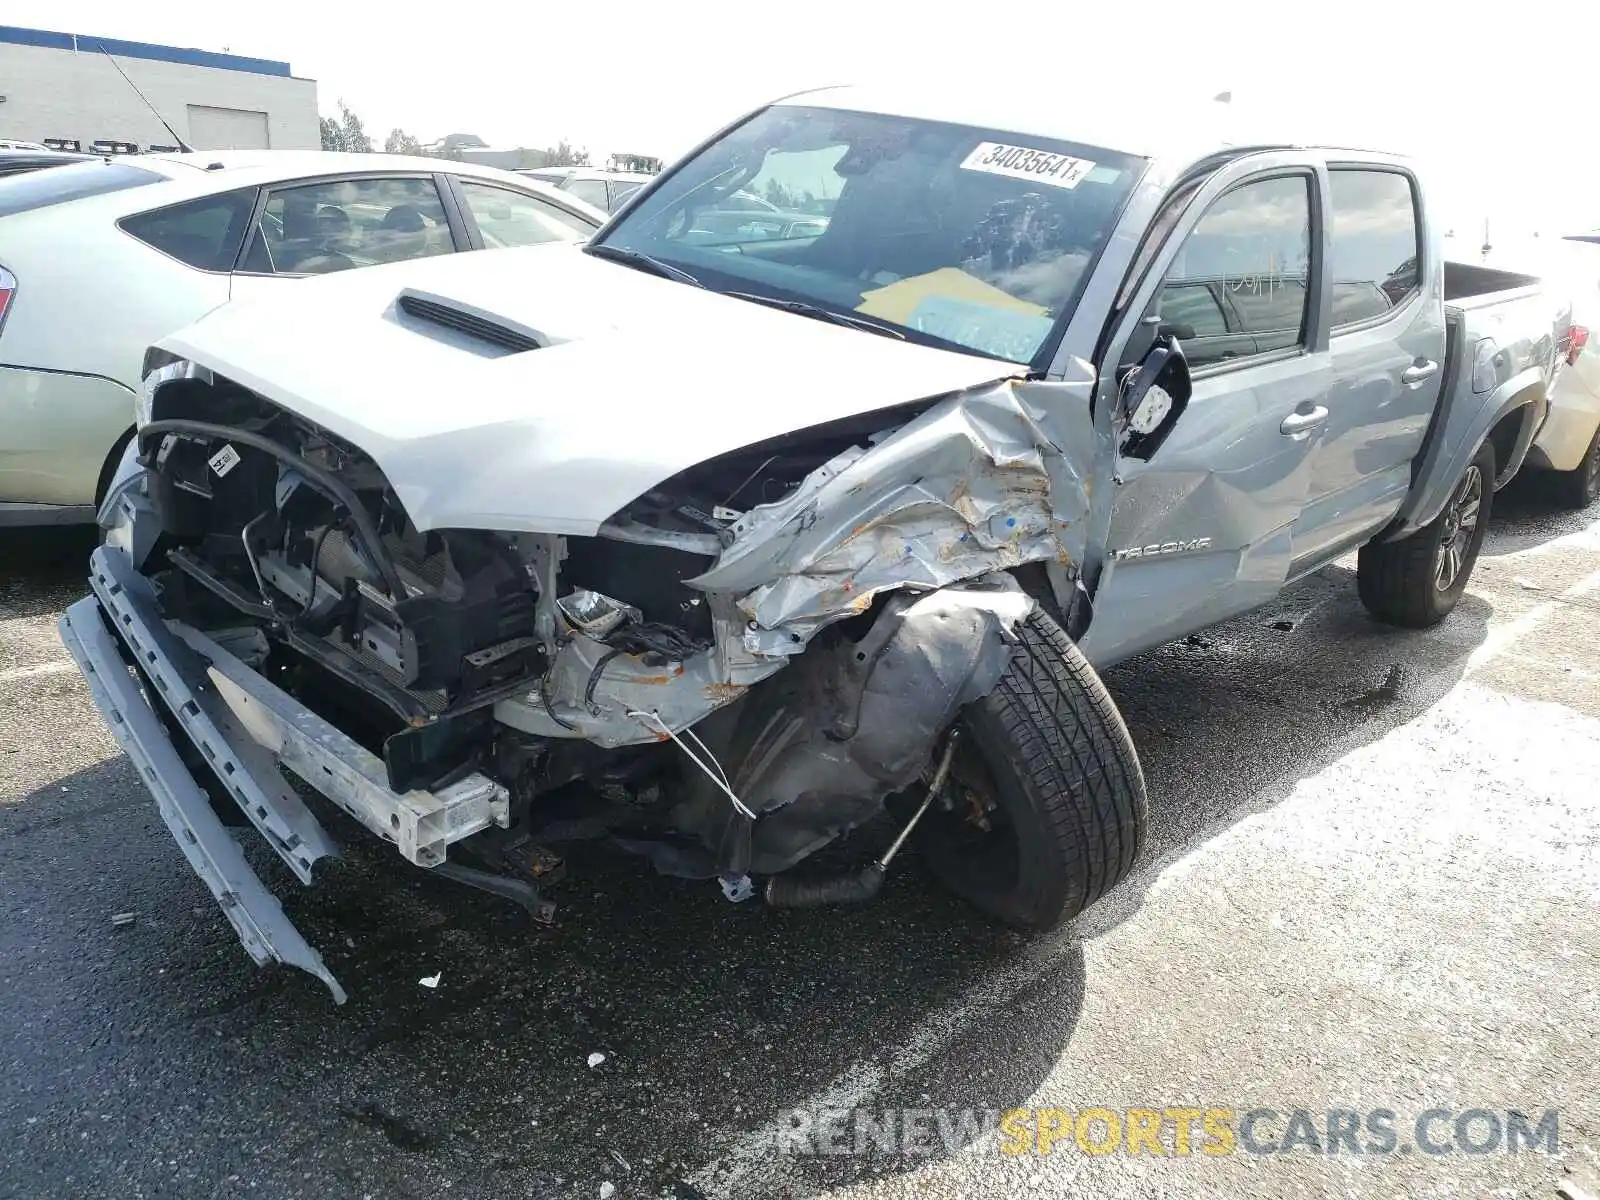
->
[{"left": 0, "top": 25, "right": 318, "bottom": 152}]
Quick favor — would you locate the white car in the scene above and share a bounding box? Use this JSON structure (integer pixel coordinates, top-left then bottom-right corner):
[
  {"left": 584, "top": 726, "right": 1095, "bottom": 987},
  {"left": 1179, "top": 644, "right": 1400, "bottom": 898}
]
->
[
  {"left": 516, "top": 167, "right": 653, "bottom": 213},
  {"left": 1523, "top": 238, "right": 1600, "bottom": 506},
  {"left": 0, "top": 151, "right": 604, "bottom": 526}
]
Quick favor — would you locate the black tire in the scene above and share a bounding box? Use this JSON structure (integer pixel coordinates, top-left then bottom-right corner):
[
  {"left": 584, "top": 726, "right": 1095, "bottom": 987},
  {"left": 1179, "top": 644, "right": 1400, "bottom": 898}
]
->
[
  {"left": 917, "top": 608, "right": 1146, "bottom": 930},
  {"left": 1357, "top": 440, "right": 1494, "bottom": 629},
  {"left": 1551, "top": 425, "right": 1600, "bottom": 510}
]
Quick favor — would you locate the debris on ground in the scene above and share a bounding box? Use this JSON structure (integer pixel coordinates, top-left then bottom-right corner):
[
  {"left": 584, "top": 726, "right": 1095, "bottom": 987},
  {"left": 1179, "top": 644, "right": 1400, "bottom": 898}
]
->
[
  {"left": 599, "top": 1182, "right": 616, "bottom": 1199},
  {"left": 1515, "top": 577, "right": 1544, "bottom": 591},
  {"left": 1340, "top": 664, "right": 1407, "bottom": 712},
  {"left": 418, "top": 974, "right": 441, "bottom": 989},
  {"left": 587, "top": 1051, "right": 606, "bottom": 1068},
  {"left": 110, "top": 912, "right": 136, "bottom": 927}
]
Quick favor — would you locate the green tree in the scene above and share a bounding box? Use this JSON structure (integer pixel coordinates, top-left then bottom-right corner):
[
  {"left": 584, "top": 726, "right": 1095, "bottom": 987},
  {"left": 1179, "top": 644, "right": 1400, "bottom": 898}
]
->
[
  {"left": 542, "top": 138, "right": 590, "bottom": 167},
  {"left": 384, "top": 128, "right": 424, "bottom": 155},
  {"left": 339, "top": 102, "right": 372, "bottom": 153},
  {"left": 320, "top": 102, "right": 372, "bottom": 152}
]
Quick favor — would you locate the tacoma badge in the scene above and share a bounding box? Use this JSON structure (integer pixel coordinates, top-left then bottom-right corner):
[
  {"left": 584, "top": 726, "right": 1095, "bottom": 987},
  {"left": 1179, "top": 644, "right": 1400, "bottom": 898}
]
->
[{"left": 1110, "top": 537, "right": 1213, "bottom": 561}]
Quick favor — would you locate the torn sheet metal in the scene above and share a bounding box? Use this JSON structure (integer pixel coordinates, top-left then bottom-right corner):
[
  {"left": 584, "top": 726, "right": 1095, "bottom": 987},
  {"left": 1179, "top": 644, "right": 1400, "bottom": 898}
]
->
[
  {"left": 499, "top": 376, "right": 1102, "bottom": 747},
  {"left": 496, "top": 591, "right": 788, "bottom": 747},
  {"left": 623, "top": 580, "right": 1035, "bottom": 878},
  {"left": 690, "top": 376, "right": 1103, "bottom": 654}
]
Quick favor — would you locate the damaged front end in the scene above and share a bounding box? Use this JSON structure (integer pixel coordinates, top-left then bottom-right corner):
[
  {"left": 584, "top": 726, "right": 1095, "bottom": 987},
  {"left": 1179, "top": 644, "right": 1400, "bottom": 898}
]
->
[{"left": 65, "top": 359, "right": 1104, "bottom": 998}]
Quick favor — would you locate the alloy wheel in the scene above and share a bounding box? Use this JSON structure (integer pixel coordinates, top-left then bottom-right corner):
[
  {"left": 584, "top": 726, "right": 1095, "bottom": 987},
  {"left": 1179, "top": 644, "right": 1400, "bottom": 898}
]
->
[{"left": 1435, "top": 464, "right": 1483, "bottom": 590}]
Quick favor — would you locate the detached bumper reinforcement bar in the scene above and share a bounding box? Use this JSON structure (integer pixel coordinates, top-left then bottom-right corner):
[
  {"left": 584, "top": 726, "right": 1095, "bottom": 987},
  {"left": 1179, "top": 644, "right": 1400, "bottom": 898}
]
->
[
  {"left": 60, "top": 546, "right": 515, "bottom": 1002},
  {"left": 59, "top": 594, "right": 348, "bottom": 1003}
]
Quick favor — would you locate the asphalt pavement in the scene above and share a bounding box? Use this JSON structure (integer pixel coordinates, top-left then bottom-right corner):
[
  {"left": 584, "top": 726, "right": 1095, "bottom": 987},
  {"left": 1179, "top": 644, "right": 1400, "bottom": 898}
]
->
[{"left": 1, "top": 478, "right": 1596, "bottom": 1200}]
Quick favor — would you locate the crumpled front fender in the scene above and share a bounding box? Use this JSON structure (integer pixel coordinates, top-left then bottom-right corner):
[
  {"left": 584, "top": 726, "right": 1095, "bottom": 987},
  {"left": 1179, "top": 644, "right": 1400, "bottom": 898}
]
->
[{"left": 690, "top": 375, "right": 1105, "bottom": 655}]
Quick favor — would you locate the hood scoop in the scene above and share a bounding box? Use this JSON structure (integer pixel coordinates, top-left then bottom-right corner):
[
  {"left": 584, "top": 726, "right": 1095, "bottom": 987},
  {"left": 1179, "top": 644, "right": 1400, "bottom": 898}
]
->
[{"left": 396, "top": 289, "right": 546, "bottom": 356}]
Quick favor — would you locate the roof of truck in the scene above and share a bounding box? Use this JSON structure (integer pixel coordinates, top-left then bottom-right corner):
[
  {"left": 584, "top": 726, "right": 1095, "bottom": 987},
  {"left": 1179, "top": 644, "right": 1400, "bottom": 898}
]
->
[{"left": 783, "top": 82, "right": 1406, "bottom": 165}]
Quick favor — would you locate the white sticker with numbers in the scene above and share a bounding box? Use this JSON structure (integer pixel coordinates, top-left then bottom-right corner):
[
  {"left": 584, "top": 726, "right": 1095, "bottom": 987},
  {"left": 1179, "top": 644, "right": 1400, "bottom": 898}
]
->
[
  {"left": 208, "top": 444, "right": 241, "bottom": 478},
  {"left": 959, "top": 142, "right": 1096, "bottom": 190}
]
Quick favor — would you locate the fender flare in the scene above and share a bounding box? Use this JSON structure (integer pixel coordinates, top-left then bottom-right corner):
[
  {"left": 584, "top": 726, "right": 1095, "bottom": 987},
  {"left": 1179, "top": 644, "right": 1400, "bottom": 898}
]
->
[{"left": 1383, "top": 365, "right": 1547, "bottom": 540}]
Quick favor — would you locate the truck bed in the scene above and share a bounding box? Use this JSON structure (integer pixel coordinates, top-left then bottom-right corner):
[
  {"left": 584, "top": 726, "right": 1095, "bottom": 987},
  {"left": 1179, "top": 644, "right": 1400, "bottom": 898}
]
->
[
  {"left": 1444, "top": 261, "right": 1545, "bottom": 308},
  {"left": 1396, "top": 261, "right": 1572, "bottom": 523}
]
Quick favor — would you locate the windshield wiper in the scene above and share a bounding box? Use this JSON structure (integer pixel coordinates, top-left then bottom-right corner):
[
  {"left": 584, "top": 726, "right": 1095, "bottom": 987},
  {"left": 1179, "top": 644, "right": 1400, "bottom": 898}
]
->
[
  {"left": 584, "top": 243, "right": 702, "bottom": 287},
  {"left": 723, "top": 292, "right": 906, "bottom": 340}
]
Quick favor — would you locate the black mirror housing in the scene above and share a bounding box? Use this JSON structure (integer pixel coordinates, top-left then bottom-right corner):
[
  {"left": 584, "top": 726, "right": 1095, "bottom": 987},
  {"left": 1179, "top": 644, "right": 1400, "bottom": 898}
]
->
[{"left": 1117, "top": 334, "right": 1191, "bottom": 461}]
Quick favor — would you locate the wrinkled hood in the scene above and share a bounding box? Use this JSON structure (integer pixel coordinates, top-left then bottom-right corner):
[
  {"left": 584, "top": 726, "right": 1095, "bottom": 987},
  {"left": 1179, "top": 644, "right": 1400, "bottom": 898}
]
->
[{"left": 159, "top": 244, "right": 1024, "bottom": 533}]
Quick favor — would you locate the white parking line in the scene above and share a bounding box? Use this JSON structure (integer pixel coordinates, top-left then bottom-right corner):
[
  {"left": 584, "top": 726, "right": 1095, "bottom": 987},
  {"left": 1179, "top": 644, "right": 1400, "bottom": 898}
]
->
[
  {"left": 690, "top": 935, "right": 1075, "bottom": 1196},
  {"left": 1467, "top": 564, "right": 1600, "bottom": 677}
]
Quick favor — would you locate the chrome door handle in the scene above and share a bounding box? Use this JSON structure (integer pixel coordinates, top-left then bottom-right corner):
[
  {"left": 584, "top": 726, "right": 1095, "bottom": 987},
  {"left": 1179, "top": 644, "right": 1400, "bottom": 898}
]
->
[
  {"left": 1280, "top": 405, "right": 1329, "bottom": 439},
  {"left": 1402, "top": 359, "right": 1439, "bottom": 385}
]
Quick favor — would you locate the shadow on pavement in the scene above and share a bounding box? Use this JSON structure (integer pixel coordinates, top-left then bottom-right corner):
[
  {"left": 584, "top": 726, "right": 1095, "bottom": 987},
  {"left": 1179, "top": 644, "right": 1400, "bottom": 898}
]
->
[
  {"left": 0, "top": 551, "right": 1503, "bottom": 1200},
  {"left": 0, "top": 526, "right": 97, "bottom": 617},
  {"left": 1478, "top": 471, "right": 1594, "bottom": 557}
]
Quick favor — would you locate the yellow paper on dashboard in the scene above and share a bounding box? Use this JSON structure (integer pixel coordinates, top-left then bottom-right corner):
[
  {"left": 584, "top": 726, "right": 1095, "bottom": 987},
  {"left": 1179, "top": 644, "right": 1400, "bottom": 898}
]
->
[{"left": 856, "top": 267, "right": 1048, "bottom": 324}]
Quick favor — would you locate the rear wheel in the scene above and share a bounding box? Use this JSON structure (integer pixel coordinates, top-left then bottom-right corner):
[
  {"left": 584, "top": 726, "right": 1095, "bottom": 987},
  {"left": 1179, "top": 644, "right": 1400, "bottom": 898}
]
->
[
  {"left": 917, "top": 608, "right": 1146, "bottom": 930},
  {"left": 1551, "top": 425, "right": 1600, "bottom": 510},
  {"left": 1357, "top": 440, "right": 1494, "bottom": 628}
]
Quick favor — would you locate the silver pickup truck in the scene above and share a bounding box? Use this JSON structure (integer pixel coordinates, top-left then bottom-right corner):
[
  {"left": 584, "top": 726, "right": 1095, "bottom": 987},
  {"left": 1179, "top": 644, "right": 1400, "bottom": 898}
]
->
[{"left": 61, "top": 86, "right": 1567, "bottom": 1002}]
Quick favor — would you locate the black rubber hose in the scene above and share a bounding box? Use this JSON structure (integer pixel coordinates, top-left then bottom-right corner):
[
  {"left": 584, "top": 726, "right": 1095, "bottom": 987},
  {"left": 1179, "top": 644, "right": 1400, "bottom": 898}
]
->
[
  {"left": 764, "top": 863, "right": 885, "bottom": 908},
  {"left": 137, "top": 419, "right": 408, "bottom": 599}
]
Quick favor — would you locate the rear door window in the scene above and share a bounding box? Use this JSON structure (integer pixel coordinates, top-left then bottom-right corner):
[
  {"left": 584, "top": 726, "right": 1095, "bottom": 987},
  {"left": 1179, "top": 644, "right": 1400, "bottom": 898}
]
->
[
  {"left": 241, "top": 176, "right": 455, "bottom": 275},
  {"left": 120, "top": 189, "right": 256, "bottom": 271},
  {"left": 0, "top": 160, "right": 162, "bottom": 218},
  {"left": 1328, "top": 169, "right": 1422, "bottom": 328}
]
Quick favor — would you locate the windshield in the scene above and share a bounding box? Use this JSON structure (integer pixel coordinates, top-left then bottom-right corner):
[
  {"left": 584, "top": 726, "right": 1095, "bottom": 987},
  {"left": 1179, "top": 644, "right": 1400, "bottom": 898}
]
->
[{"left": 594, "top": 104, "right": 1144, "bottom": 364}]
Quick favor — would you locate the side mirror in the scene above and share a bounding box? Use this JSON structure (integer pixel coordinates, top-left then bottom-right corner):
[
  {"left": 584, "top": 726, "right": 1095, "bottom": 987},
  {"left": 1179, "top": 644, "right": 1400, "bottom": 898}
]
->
[{"left": 1116, "top": 334, "right": 1191, "bottom": 461}]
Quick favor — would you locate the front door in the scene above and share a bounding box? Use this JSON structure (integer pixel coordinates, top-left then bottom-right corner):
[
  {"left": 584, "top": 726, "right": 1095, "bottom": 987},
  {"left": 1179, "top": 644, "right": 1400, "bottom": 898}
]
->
[{"left": 1078, "top": 162, "right": 1333, "bottom": 666}]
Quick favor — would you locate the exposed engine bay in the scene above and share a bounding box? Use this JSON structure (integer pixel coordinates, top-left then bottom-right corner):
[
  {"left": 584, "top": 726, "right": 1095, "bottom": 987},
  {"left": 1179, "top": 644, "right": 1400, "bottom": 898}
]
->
[{"left": 118, "top": 361, "right": 1099, "bottom": 907}]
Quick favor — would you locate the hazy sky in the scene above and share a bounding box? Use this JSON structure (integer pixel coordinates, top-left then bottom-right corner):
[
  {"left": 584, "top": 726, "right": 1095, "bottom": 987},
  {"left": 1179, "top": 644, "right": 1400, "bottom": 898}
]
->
[{"left": 11, "top": 0, "right": 1597, "bottom": 241}]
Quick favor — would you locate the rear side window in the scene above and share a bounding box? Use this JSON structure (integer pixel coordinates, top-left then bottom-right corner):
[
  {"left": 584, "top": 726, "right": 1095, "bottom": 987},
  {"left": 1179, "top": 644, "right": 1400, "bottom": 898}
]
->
[
  {"left": 1328, "top": 169, "right": 1421, "bottom": 328},
  {"left": 0, "top": 161, "right": 161, "bottom": 218},
  {"left": 120, "top": 189, "right": 257, "bottom": 271}
]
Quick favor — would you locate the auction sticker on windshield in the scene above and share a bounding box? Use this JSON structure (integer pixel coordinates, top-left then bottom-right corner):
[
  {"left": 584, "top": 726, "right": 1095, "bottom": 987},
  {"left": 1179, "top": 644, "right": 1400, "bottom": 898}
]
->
[{"left": 960, "top": 143, "right": 1096, "bottom": 190}]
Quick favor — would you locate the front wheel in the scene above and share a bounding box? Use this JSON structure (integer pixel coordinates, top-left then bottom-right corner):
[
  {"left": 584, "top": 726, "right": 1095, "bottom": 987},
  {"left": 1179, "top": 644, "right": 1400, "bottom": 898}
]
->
[
  {"left": 917, "top": 608, "right": 1146, "bottom": 930},
  {"left": 1357, "top": 440, "right": 1494, "bottom": 629}
]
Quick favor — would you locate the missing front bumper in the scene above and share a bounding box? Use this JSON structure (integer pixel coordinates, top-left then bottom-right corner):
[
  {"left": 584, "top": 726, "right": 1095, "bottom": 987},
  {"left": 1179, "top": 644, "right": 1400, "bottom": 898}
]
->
[
  {"left": 59, "top": 545, "right": 515, "bottom": 1002},
  {"left": 59, "top": 592, "right": 348, "bottom": 1003}
]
